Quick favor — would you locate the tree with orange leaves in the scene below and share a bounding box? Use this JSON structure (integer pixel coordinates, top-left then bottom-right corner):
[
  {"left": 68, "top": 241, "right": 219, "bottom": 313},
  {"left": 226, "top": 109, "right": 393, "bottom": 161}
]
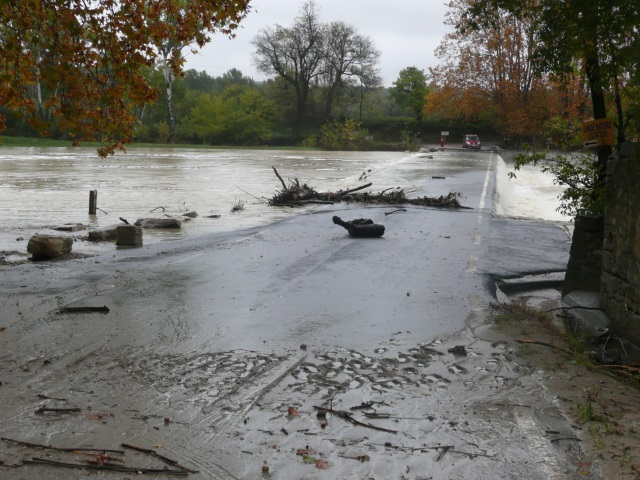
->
[
  {"left": 425, "top": 0, "right": 590, "bottom": 144},
  {"left": 0, "top": 0, "right": 251, "bottom": 156}
]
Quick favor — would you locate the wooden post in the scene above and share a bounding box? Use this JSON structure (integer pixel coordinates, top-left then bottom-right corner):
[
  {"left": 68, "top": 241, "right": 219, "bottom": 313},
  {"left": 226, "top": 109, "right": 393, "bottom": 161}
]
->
[{"left": 89, "top": 190, "right": 97, "bottom": 214}]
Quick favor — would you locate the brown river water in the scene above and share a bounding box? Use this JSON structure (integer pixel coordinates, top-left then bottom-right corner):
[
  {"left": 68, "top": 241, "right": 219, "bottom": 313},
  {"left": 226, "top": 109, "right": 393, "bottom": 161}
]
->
[{"left": 0, "top": 145, "right": 569, "bottom": 261}]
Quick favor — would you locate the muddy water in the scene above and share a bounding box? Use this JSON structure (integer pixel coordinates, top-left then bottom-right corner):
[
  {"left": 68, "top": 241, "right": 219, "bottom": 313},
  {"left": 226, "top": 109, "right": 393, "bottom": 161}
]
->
[
  {"left": 0, "top": 146, "right": 569, "bottom": 260},
  {"left": 0, "top": 147, "right": 587, "bottom": 479}
]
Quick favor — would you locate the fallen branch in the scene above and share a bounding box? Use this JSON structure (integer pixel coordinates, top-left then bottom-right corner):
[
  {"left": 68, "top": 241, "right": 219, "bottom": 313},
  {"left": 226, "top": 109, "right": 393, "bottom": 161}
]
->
[
  {"left": 122, "top": 443, "right": 199, "bottom": 474},
  {"left": 294, "top": 199, "right": 335, "bottom": 205},
  {"left": 436, "top": 445, "right": 451, "bottom": 461},
  {"left": 369, "top": 442, "right": 493, "bottom": 459},
  {"left": 313, "top": 406, "right": 397, "bottom": 434},
  {"left": 272, "top": 166, "right": 287, "bottom": 190},
  {"left": 339, "top": 183, "right": 372, "bottom": 196},
  {"left": 35, "top": 407, "right": 81, "bottom": 414},
  {"left": 58, "top": 306, "right": 109, "bottom": 314},
  {"left": 25, "top": 457, "right": 189, "bottom": 475},
  {"left": 550, "top": 437, "right": 581, "bottom": 443},
  {"left": 515, "top": 339, "right": 573, "bottom": 356},
  {"left": 236, "top": 187, "right": 265, "bottom": 203},
  {"left": 594, "top": 364, "right": 640, "bottom": 372},
  {"left": 545, "top": 305, "right": 603, "bottom": 313},
  {"left": 36, "top": 394, "right": 68, "bottom": 402},
  {"left": 385, "top": 208, "right": 407, "bottom": 216},
  {"left": 1, "top": 438, "right": 124, "bottom": 454}
]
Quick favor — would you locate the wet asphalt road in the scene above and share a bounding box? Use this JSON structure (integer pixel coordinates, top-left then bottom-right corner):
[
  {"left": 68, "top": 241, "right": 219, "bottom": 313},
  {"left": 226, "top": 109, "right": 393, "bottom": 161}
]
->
[{"left": 0, "top": 148, "right": 580, "bottom": 479}]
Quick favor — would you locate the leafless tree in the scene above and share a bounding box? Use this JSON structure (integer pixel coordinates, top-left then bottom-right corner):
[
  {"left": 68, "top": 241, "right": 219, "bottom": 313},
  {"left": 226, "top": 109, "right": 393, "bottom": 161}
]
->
[
  {"left": 252, "top": 1, "right": 325, "bottom": 138},
  {"left": 252, "top": 1, "right": 381, "bottom": 136},
  {"left": 320, "top": 21, "right": 380, "bottom": 121}
]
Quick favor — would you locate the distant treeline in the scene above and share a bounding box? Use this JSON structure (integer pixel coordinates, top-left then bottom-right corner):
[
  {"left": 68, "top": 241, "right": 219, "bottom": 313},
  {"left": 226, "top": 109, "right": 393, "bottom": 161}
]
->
[{"left": 0, "top": 67, "right": 494, "bottom": 151}]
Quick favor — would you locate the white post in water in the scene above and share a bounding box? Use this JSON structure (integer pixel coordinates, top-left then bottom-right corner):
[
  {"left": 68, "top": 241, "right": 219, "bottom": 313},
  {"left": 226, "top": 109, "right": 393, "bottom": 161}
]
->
[{"left": 89, "top": 190, "right": 97, "bottom": 214}]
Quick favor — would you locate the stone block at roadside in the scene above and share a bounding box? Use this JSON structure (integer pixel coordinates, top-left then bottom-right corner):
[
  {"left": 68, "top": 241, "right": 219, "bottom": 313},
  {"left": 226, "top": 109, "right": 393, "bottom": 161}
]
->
[
  {"left": 27, "top": 234, "right": 73, "bottom": 259},
  {"left": 135, "top": 218, "right": 182, "bottom": 229},
  {"left": 116, "top": 225, "right": 143, "bottom": 247},
  {"left": 88, "top": 224, "right": 120, "bottom": 242}
]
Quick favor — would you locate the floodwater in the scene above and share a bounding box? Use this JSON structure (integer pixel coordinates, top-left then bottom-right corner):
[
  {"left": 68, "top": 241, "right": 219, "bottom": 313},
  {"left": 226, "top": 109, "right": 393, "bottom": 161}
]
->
[
  {"left": 0, "top": 145, "right": 570, "bottom": 258},
  {"left": 1, "top": 146, "right": 597, "bottom": 480}
]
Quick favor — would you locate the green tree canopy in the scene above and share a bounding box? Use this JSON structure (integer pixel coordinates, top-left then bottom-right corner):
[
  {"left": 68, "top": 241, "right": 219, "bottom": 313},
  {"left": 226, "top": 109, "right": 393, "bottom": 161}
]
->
[{"left": 390, "top": 67, "right": 429, "bottom": 125}]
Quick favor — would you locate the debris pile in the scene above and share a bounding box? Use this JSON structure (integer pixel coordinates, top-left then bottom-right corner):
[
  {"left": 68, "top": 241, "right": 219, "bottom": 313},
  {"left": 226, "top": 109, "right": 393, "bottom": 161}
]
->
[{"left": 268, "top": 167, "right": 464, "bottom": 209}]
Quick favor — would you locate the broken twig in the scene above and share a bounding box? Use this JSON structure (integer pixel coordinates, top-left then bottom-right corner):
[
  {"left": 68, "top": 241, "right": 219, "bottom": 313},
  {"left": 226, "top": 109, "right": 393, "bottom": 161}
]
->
[
  {"left": 25, "top": 457, "right": 189, "bottom": 475},
  {"left": 58, "top": 306, "right": 109, "bottom": 314},
  {"left": 122, "top": 443, "right": 198, "bottom": 473},
  {"left": 272, "top": 166, "right": 287, "bottom": 190},
  {"left": 515, "top": 339, "right": 573, "bottom": 356},
  {"left": 35, "top": 406, "right": 81, "bottom": 414},
  {"left": 313, "top": 406, "right": 397, "bottom": 434},
  {"left": 385, "top": 208, "right": 407, "bottom": 216},
  {"left": 1, "top": 437, "right": 123, "bottom": 454}
]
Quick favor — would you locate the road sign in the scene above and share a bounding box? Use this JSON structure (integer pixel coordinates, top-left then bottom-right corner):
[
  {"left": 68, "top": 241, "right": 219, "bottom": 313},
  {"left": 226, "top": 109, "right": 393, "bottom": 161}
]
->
[
  {"left": 441, "top": 131, "right": 449, "bottom": 137},
  {"left": 581, "top": 118, "right": 615, "bottom": 147}
]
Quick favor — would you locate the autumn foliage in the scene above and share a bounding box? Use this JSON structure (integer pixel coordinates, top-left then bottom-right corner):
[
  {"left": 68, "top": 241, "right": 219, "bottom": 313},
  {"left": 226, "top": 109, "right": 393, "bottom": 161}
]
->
[
  {"left": 0, "top": 0, "right": 250, "bottom": 156},
  {"left": 425, "top": 0, "right": 591, "bottom": 143}
]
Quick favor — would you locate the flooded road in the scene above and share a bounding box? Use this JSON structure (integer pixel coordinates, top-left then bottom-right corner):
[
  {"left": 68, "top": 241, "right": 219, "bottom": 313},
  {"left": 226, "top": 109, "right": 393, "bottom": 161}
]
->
[
  {"left": 0, "top": 146, "right": 593, "bottom": 480},
  {"left": 0, "top": 146, "right": 569, "bottom": 259}
]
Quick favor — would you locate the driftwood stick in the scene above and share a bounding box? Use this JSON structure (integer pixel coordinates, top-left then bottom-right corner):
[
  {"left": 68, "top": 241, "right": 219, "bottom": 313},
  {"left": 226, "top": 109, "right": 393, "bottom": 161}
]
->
[
  {"left": 25, "top": 457, "right": 189, "bottom": 475},
  {"left": 295, "top": 199, "right": 334, "bottom": 205},
  {"left": 35, "top": 407, "right": 81, "bottom": 414},
  {"left": 545, "top": 305, "right": 604, "bottom": 313},
  {"left": 272, "top": 166, "right": 287, "bottom": 190},
  {"left": 1, "top": 437, "right": 124, "bottom": 454},
  {"left": 339, "top": 183, "right": 373, "bottom": 196},
  {"left": 58, "top": 306, "right": 109, "bottom": 314},
  {"left": 149, "top": 206, "right": 166, "bottom": 213},
  {"left": 385, "top": 208, "right": 407, "bottom": 216},
  {"left": 594, "top": 364, "right": 640, "bottom": 372},
  {"left": 122, "top": 443, "right": 199, "bottom": 474},
  {"left": 515, "top": 339, "right": 573, "bottom": 356},
  {"left": 37, "top": 394, "right": 68, "bottom": 402},
  {"left": 237, "top": 187, "right": 264, "bottom": 202},
  {"left": 313, "top": 406, "right": 397, "bottom": 434},
  {"left": 436, "top": 445, "right": 452, "bottom": 461}
]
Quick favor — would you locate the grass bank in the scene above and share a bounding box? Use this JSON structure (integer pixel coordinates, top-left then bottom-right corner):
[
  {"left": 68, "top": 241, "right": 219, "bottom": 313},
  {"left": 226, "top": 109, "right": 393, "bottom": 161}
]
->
[{"left": 0, "top": 136, "right": 323, "bottom": 151}]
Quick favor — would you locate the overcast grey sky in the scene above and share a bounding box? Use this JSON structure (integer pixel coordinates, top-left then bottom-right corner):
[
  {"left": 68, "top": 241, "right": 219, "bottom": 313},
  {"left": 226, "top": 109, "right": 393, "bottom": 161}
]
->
[{"left": 184, "top": 0, "right": 452, "bottom": 87}]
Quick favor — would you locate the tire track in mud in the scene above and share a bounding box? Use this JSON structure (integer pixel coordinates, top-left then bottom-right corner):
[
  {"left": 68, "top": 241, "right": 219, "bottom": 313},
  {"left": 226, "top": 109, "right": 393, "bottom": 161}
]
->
[
  {"left": 1, "top": 336, "right": 589, "bottom": 479},
  {"left": 215, "top": 340, "right": 589, "bottom": 480}
]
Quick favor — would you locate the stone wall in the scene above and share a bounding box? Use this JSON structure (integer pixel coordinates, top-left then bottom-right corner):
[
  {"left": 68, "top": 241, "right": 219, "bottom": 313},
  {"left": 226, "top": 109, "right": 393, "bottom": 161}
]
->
[
  {"left": 600, "top": 142, "right": 640, "bottom": 340},
  {"left": 562, "top": 215, "right": 603, "bottom": 295}
]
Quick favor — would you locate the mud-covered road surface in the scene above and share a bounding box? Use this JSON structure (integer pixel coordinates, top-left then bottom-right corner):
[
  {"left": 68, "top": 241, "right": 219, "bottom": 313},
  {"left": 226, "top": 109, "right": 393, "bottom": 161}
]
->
[{"left": 3, "top": 190, "right": 638, "bottom": 479}]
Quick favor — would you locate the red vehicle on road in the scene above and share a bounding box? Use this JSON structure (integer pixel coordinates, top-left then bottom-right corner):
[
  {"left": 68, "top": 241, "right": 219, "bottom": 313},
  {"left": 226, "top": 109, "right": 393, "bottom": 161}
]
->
[{"left": 462, "top": 134, "right": 481, "bottom": 149}]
